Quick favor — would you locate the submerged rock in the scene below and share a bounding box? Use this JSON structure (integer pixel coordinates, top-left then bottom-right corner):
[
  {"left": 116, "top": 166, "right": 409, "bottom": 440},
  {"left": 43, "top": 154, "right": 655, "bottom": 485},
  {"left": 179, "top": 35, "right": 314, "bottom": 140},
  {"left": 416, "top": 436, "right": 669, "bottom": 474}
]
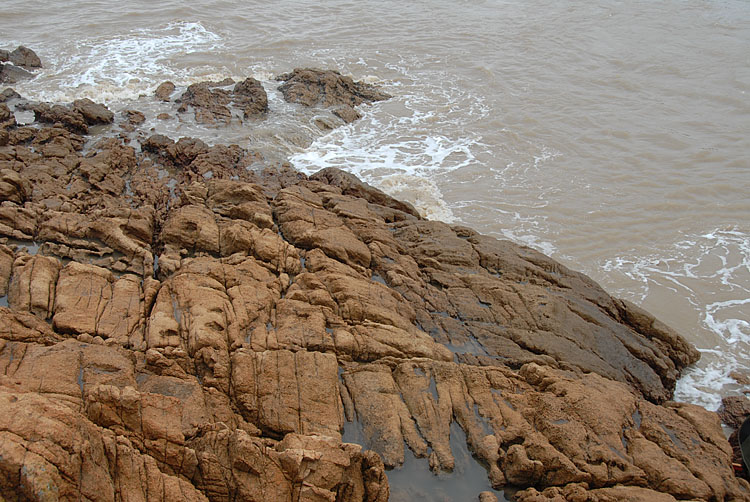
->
[
  {"left": 0, "top": 77, "right": 746, "bottom": 501},
  {"left": 154, "top": 80, "right": 176, "bottom": 101}
]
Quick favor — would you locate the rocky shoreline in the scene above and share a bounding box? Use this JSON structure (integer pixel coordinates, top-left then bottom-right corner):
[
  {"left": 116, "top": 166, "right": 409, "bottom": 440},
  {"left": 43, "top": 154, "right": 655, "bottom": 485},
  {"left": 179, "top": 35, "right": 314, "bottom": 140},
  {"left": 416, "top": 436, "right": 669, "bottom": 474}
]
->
[{"left": 0, "top": 47, "right": 748, "bottom": 501}]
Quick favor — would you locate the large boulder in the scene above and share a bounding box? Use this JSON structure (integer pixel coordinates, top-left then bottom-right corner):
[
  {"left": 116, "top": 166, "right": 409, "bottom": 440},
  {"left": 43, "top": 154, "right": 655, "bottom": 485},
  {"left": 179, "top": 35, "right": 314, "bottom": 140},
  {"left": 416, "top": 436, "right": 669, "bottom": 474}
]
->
[
  {"left": 0, "top": 63, "right": 34, "bottom": 84},
  {"left": 0, "top": 45, "right": 42, "bottom": 68}
]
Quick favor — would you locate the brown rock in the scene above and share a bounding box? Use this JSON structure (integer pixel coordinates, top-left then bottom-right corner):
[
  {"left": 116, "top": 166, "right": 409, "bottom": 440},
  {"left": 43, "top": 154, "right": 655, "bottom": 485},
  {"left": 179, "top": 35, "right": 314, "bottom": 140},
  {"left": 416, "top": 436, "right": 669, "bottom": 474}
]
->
[
  {"left": 333, "top": 103, "right": 362, "bottom": 123},
  {"left": 178, "top": 82, "right": 232, "bottom": 125},
  {"left": 73, "top": 98, "right": 114, "bottom": 125},
  {"left": 479, "top": 492, "right": 499, "bottom": 502},
  {"left": 719, "top": 395, "right": 750, "bottom": 429},
  {"left": 0, "top": 102, "right": 14, "bottom": 127},
  {"left": 155, "top": 80, "right": 175, "bottom": 101},
  {"left": 8, "top": 254, "right": 61, "bottom": 318},
  {"left": 0, "top": 112, "right": 743, "bottom": 502},
  {"left": 0, "top": 63, "right": 34, "bottom": 84},
  {"left": 274, "top": 185, "right": 372, "bottom": 268},
  {"left": 7, "top": 46, "right": 42, "bottom": 68},
  {"left": 122, "top": 109, "right": 145, "bottom": 124},
  {"left": 33, "top": 103, "right": 88, "bottom": 133},
  {"left": 0, "top": 87, "right": 21, "bottom": 102},
  {"left": 277, "top": 68, "right": 391, "bottom": 109},
  {"left": 311, "top": 166, "right": 421, "bottom": 218},
  {"left": 233, "top": 77, "right": 268, "bottom": 117},
  {"left": 0, "top": 168, "right": 30, "bottom": 203}
]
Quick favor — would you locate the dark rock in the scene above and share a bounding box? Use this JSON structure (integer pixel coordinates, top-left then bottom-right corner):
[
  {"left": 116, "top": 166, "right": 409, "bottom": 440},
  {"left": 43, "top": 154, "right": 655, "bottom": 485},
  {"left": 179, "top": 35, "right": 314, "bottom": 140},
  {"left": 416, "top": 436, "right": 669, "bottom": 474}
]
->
[
  {"left": 719, "top": 395, "right": 750, "bottom": 429},
  {"left": 211, "top": 77, "right": 235, "bottom": 87},
  {"left": 332, "top": 104, "right": 361, "bottom": 123},
  {"left": 0, "top": 103, "right": 13, "bottom": 126},
  {"left": 123, "top": 109, "right": 146, "bottom": 125},
  {"left": 72, "top": 98, "right": 114, "bottom": 125},
  {"left": 141, "top": 133, "right": 175, "bottom": 154},
  {"left": 0, "top": 63, "right": 34, "bottom": 84},
  {"left": 0, "top": 88, "right": 21, "bottom": 102},
  {"left": 233, "top": 77, "right": 268, "bottom": 117},
  {"left": 277, "top": 68, "right": 390, "bottom": 109},
  {"left": 33, "top": 103, "right": 88, "bottom": 134},
  {"left": 9, "top": 46, "right": 42, "bottom": 68},
  {"left": 154, "top": 81, "right": 175, "bottom": 102},
  {"left": 178, "top": 82, "right": 232, "bottom": 125}
]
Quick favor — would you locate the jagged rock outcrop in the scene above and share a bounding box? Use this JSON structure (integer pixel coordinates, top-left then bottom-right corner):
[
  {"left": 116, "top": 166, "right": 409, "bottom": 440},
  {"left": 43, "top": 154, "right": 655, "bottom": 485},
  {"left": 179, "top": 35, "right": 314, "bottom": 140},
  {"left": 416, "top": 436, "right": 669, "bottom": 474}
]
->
[
  {"left": 176, "top": 77, "right": 268, "bottom": 125},
  {"left": 0, "top": 46, "right": 42, "bottom": 84},
  {"left": 277, "top": 68, "right": 391, "bottom": 123},
  {"left": 0, "top": 80, "right": 746, "bottom": 502},
  {"left": 0, "top": 46, "right": 42, "bottom": 68}
]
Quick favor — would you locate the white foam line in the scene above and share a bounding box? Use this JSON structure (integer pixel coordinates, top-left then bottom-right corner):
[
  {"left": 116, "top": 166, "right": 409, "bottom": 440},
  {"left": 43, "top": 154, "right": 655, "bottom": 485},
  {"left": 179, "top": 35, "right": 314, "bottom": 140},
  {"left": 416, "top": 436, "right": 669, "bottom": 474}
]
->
[
  {"left": 12, "top": 21, "right": 225, "bottom": 103},
  {"left": 598, "top": 226, "right": 749, "bottom": 410}
]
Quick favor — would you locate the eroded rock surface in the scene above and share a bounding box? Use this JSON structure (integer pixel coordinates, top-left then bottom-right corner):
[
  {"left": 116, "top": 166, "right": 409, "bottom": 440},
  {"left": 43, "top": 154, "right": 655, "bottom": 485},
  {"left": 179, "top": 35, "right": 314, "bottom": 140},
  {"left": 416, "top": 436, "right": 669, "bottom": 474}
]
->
[
  {"left": 277, "top": 68, "right": 391, "bottom": 123},
  {"left": 0, "top": 80, "right": 746, "bottom": 502},
  {"left": 0, "top": 46, "right": 42, "bottom": 68},
  {"left": 176, "top": 77, "right": 268, "bottom": 125},
  {"left": 0, "top": 46, "right": 42, "bottom": 84}
]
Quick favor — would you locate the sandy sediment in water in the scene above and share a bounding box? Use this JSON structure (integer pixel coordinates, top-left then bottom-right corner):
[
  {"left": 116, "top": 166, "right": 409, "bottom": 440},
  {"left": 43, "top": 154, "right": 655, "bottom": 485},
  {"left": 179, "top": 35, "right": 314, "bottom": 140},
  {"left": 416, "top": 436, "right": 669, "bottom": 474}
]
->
[{"left": 0, "top": 60, "right": 747, "bottom": 502}]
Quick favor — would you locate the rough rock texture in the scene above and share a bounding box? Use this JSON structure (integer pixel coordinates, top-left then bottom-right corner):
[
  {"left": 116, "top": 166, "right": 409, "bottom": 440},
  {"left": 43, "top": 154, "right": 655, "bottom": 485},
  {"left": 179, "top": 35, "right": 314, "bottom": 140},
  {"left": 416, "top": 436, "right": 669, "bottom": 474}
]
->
[
  {"left": 155, "top": 81, "right": 176, "bottom": 101},
  {"left": 0, "top": 46, "right": 42, "bottom": 84},
  {"left": 720, "top": 395, "right": 750, "bottom": 468},
  {"left": 0, "top": 78, "right": 746, "bottom": 502},
  {"left": 277, "top": 68, "right": 391, "bottom": 123},
  {"left": 33, "top": 99, "right": 114, "bottom": 134},
  {"left": 177, "top": 78, "right": 268, "bottom": 125},
  {"left": 0, "top": 46, "right": 43, "bottom": 68},
  {"left": 0, "top": 63, "right": 34, "bottom": 84}
]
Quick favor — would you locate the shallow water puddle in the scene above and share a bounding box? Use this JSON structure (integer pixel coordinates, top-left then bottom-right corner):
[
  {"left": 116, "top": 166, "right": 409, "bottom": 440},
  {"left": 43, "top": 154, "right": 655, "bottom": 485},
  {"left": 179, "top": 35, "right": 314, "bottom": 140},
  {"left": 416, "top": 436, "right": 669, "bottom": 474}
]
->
[{"left": 386, "top": 422, "right": 509, "bottom": 502}]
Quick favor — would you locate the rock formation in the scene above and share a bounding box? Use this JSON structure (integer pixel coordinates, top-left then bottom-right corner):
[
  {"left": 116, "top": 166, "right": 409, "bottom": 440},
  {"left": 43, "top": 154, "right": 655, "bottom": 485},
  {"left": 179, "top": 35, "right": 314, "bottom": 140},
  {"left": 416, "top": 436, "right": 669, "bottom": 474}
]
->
[
  {"left": 277, "top": 68, "right": 391, "bottom": 123},
  {"left": 0, "top": 46, "right": 42, "bottom": 84},
  {"left": 0, "top": 71, "right": 748, "bottom": 502}
]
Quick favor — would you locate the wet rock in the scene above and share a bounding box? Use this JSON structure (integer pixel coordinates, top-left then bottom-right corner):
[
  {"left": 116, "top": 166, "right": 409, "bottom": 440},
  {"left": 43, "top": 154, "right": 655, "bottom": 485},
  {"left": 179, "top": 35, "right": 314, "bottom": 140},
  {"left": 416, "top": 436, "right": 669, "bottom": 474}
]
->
[
  {"left": 311, "top": 166, "right": 421, "bottom": 218},
  {"left": 277, "top": 68, "right": 391, "bottom": 109},
  {"left": 333, "top": 103, "right": 362, "bottom": 123},
  {"left": 122, "top": 109, "right": 146, "bottom": 124},
  {"left": 233, "top": 77, "right": 268, "bottom": 117},
  {"left": 0, "top": 114, "right": 744, "bottom": 502},
  {"left": 177, "top": 78, "right": 269, "bottom": 125},
  {"left": 0, "top": 46, "right": 42, "bottom": 68},
  {"left": 33, "top": 103, "right": 89, "bottom": 133},
  {"left": 479, "top": 491, "right": 499, "bottom": 502},
  {"left": 178, "top": 81, "right": 232, "bottom": 125},
  {"left": 0, "top": 63, "right": 34, "bottom": 84},
  {"left": 0, "top": 87, "right": 21, "bottom": 102},
  {"left": 72, "top": 98, "right": 114, "bottom": 125},
  {"left": 0, "top": 103, "right": 13, "bottom": 126},
  {"left": 155, "top": 80, "right": 175, "bottom": 101},
  {"left": 720, "top": 395, "right": 750, "bottom": 431}
]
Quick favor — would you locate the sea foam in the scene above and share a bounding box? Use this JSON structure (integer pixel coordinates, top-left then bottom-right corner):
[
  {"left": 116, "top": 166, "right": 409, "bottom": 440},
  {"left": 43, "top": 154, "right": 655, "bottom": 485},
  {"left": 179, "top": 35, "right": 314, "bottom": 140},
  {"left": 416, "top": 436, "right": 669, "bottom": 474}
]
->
[{"left": 11, "top": 21, "right": 226, "bottom": 104}]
